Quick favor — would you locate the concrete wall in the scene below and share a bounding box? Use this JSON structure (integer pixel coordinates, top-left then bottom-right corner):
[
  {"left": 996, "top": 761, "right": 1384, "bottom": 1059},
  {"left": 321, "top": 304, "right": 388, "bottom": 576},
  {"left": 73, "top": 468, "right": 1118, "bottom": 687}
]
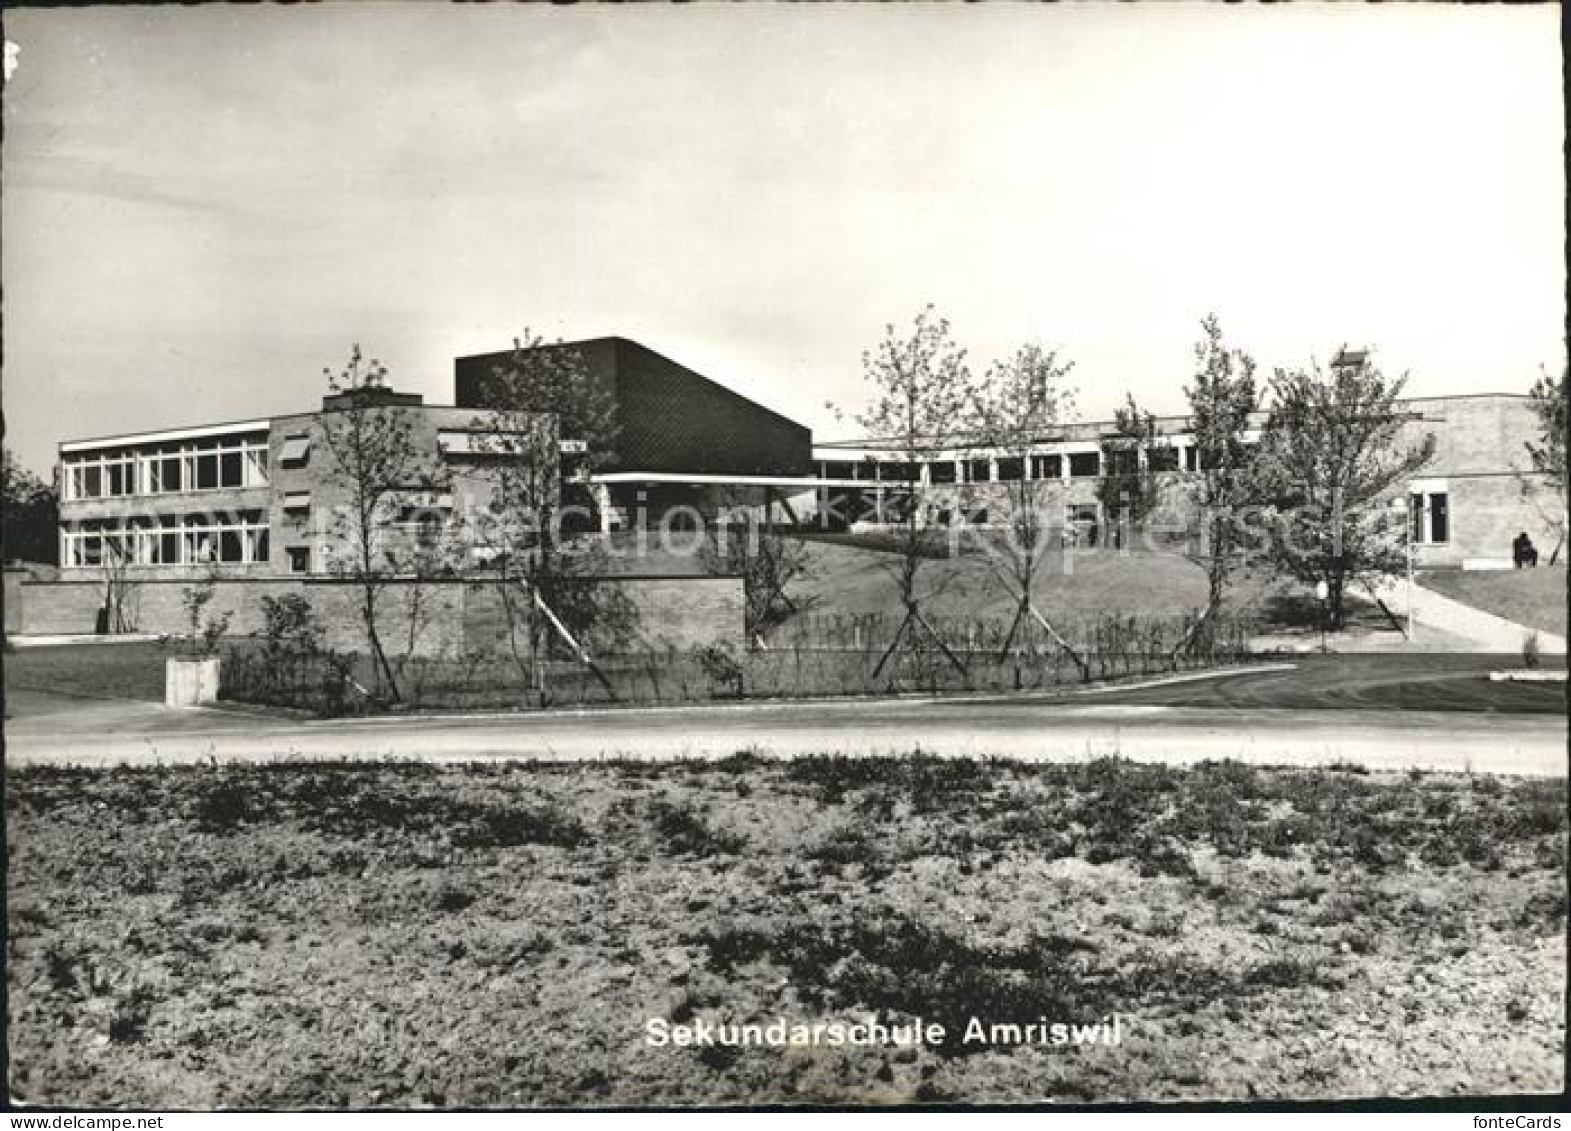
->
[
  {"left": 4, "top": 569, "right": 29, "bottom": 635},
  {"left": 8, "top": 574, "right": 745, "bottom": 656}
]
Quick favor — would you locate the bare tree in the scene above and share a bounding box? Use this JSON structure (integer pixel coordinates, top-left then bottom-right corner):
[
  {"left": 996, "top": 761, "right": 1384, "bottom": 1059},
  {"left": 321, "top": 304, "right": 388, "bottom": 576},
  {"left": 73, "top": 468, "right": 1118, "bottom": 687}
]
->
[
  {"left": 1094, "top": 393, "right": 1172, "bottom": 545},
  {"left": 1255, "top": 348, "right": 1436, "bottom": 630},
  {"left": 964, "top": 342, "right": 1085, "bottom": 671},
  {"left": 1522, "top": 362, "right": 1567, "bottom": 563},
  {"left": 317, "top": 345, "right": 450, "bottom": 703},
  {"left": 100, "top": 538, "right": 139, "bottom": 634},
  {"left": 470, "top": 331, "right": 630, "bottom": 700},
  {"left": 854, "top": 306, "right": 975, "bottom": 679},
  {"left": 699, "top": 486, "right": 816, "bottom": 645},
  {"left": 1177, "top": 314, "right": 1262, "bottom": 650}
]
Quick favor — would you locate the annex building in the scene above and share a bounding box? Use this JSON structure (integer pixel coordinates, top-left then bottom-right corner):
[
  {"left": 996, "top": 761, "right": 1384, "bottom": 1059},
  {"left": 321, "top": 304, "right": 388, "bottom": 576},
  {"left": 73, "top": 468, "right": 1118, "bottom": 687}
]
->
[{"left": 807, "top": 386, "right": 1561, "bottom": 571}]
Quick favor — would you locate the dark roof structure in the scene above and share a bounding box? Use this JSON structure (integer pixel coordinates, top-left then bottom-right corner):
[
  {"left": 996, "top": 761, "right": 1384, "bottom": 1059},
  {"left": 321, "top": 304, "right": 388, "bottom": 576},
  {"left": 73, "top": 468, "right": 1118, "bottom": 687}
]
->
[{"left": 453, "top": 337, "right": 812, "bottom": 477}]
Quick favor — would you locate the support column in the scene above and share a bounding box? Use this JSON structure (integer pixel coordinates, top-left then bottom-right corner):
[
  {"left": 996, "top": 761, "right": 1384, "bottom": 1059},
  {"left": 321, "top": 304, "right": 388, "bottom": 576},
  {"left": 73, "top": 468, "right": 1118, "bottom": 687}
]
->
[{"left": 593, "top": 482, "right": 613, "bottom": 534}]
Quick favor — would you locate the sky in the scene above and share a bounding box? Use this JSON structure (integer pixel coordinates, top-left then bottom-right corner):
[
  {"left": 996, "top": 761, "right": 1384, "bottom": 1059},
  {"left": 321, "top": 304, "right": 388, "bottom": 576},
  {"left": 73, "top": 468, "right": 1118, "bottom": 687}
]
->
[{"left": 2, "top": 4, "right": 1564, "bottom": 476}]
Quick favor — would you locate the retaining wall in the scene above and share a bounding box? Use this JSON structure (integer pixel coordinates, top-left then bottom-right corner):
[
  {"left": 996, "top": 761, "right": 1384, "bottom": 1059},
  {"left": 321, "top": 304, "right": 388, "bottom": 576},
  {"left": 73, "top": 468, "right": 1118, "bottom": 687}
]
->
[{"left": 6, "top": 574, "right": 743, "bottom": 655}]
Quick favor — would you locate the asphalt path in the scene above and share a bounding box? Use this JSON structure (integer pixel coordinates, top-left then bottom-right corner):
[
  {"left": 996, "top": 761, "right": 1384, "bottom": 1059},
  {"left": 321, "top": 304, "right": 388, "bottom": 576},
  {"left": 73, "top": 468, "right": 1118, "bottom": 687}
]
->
[{"left": 5, "top": 669, "right": 1566, "bottom": 776}]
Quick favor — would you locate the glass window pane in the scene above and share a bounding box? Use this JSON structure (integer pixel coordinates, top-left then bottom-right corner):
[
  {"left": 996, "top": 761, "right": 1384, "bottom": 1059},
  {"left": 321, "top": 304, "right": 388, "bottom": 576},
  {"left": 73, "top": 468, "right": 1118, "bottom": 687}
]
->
[
  {"left": 84, "top": 466, "right": 102, "bottom": 497},
  {"left": 197, "top": 455, "right": 219, "bottom": 490},
  {"left": 245, "top": 450, "right": 268, "bottom": 486},
  {"left": 1429, "top": 493, "right": 1448, "bottom": 544},
  {"left": 221, "top": 452, "right": 243, "bottom": 487}
]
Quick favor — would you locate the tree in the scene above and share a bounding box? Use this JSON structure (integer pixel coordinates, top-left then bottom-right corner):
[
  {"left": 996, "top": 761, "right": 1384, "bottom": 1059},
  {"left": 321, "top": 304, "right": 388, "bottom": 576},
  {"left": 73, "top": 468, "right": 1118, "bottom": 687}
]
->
[
  {"left": 1178, "top": 315, "right": 1262, "bottom": 646},
  {"left": 471, "top": 331, "right": 632, "bottom": 700},
  {"left": 1094, "top": 394, "right": 1172, "bottom": 545},
  {"left": 1, "top": 448, "right": 59, "bottom": 565},
  {"left": 1255, "top": 348, "right": 1436, "bottom": 630},
  {"left": 1523, "top": 362, "right": 1567, "bottom": 563},
  {"left": 964, "top": 342, "right": 1085, "bottom": 671},
  {"left": 699, "top": 487, "right": 816, "bottom": 645},
  {"left": 855, "top": 306, "right": 975, "bottom": 679},
  {"left": 317, "top": 345, "right": 452, "bottom": 703}
]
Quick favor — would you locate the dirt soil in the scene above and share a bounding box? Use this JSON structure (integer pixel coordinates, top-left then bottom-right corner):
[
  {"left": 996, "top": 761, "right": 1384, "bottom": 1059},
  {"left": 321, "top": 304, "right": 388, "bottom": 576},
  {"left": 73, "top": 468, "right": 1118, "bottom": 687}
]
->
[{"left": 7, "top": 756, "right": 1565, "bottom": 1107}]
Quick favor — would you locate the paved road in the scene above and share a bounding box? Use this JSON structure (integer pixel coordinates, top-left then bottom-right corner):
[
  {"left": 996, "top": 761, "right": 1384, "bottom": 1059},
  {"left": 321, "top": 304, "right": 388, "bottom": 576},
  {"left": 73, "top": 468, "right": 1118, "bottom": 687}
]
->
[{"left": 6, "top": 682, "right": 1565, "bottom": 776}]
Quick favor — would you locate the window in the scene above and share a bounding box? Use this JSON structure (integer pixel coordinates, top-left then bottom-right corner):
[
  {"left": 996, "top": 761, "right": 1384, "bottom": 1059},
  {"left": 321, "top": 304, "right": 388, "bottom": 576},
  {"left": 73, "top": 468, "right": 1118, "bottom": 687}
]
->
[
  {"left": 1409, "top": 490, "right": 1449, "bottom": 544},
  {"left": 279, "top": 435, "right": 311, "bottom": 466},
  {"left": 823, "top": 461, "right": 854, "bottom": 480},
  {"left": 996, "top": 457, "right": 1024, "bottom": 482},
  {"left": 195, "top": 453, "right": 219, "bottom": 490},
  {"left": 1030, "top": 454, "right": 1061, "bottom": 481},
  {"left": 64, "top": 511, "right": 269, "bottom": 569},
  {"left": 1428, "top": 492, "right": 1448, "bottom": 544},
  {"left": 1105, "top": 449, "right": 1139, "bottom": 478},
  {"left": 1068, "top": 452, "right": 1100, "bottom": 478},
  {"left": 287, "top": 546, "right": 311, "bottom": 574},
  {"left": 965, "top": 459, "right": 992, "bottom": 483},
  {"left": 928, "top": 461, "right": 957, "bottom": 485},
  {"left": 244, "top": 448, "right": 269, "bottom": 486},
  {"left": 220, "top": 451, "right": 244, "bottom": 488},
  {"left": 1149, "top": 447, "right": 1180, "bottom": 473}
]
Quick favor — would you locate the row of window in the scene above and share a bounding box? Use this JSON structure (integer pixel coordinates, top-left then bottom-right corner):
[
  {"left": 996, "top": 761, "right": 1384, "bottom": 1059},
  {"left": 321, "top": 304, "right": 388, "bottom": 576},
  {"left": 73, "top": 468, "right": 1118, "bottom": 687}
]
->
[
  {"left": 61, "top": 513, "right": 271, "bottom": 567},
  {"left": 816, "top": 445, "right": 1251, "bottom": 485},
  {"left": 63, "top": 437, "right": 271, "bottom": 501}
]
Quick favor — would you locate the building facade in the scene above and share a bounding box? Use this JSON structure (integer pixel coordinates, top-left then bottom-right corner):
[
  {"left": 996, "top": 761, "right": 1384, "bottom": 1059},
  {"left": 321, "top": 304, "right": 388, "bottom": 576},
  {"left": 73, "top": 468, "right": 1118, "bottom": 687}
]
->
[
  {"left": 56, "top": 388, "right": 538, "bottom": 581},
  {"left": 806, "top": 392, "right": 1561, "bottom": 570},
  {"left": 54, "top": 337, "right": 817, "bottom": 580}
]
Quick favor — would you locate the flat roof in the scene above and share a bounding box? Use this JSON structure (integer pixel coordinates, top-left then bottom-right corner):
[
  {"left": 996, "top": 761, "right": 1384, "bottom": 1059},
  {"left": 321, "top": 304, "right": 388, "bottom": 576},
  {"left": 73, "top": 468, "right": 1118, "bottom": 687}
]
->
[
  {"left": 817, "top": 392, "right": 1531, "bottom": 450},
  {"left": 60, "top": 419, "right": 272, "bottom": 454},
  {"left": 58, "top": 397, "right": 479, "bottom": 454}
]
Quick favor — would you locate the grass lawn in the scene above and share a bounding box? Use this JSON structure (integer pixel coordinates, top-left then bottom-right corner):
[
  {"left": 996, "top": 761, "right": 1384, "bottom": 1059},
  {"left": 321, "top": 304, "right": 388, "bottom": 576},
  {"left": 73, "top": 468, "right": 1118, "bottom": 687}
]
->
[
  {"left": 1419, "top": 567, "right": 1568, "bottom": 638},
  {"left": 8, "top": 756, "right": 1563, "bottom": 1107},
  {"left": 790, "top": 540, "right": 1285, "bottom": 627},
  {"left": 3, "top": 641, "right": 170, "bottom": 705}
]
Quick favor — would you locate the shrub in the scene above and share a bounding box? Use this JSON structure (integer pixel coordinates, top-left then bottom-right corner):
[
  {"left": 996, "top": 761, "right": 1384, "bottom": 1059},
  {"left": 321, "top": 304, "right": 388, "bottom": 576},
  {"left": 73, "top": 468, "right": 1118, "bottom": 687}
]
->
[
  {"left": 648, "top": 798, "right": 745, "bottom": 857},
  {"left": 692, "top": 642, "right": 745, "bottom": 699}
]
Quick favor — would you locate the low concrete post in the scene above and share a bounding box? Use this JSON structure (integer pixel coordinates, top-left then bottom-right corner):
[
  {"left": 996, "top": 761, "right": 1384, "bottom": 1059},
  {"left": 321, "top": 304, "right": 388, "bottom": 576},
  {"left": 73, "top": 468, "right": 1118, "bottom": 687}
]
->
[{"left": 165, "top": 656, "right": 221, "bottom": 708}]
